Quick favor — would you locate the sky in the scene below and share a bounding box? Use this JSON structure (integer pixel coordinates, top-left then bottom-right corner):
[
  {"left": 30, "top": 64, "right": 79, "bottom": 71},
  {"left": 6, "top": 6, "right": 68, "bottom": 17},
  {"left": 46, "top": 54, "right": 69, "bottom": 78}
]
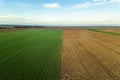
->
[{"left": 0, "top": 0, "right": 120, "bottom": 26}]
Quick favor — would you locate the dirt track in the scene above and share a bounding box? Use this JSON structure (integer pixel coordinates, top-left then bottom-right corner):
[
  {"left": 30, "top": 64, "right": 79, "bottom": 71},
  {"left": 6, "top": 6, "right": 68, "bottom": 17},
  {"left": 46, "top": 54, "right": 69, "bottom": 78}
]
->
[{"left": 62, "top": 29, "right": 120, "bottom": 80}]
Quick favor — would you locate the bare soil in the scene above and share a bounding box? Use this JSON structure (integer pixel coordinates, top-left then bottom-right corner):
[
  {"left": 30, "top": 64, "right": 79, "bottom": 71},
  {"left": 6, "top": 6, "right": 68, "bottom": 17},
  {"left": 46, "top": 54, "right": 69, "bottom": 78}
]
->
[{"left": 62, "top": 29, "right": 120, "bottom": 80}]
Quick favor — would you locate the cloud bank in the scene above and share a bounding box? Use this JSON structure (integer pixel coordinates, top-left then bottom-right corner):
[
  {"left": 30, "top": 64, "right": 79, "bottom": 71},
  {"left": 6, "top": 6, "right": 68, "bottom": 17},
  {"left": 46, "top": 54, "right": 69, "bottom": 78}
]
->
[{"left": 43, "top": 3, "right": 60, "bottom": 8}]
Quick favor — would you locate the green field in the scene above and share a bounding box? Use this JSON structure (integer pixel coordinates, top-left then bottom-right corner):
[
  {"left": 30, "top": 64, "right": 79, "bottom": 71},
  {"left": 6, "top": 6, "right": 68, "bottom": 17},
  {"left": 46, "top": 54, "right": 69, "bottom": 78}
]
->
[{"left": 0, "top": 30, "right": 63, "bottom": 80}]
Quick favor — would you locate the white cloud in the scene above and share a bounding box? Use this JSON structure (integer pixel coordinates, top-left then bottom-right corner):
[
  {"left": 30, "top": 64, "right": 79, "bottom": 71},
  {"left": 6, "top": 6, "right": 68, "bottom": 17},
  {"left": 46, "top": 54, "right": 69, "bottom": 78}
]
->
[
  {"left": 43, "top": 3, "right": 60, "bottom": 8},
  {"left": 0, "top": 15, "right": 40, "bottom": 24},
  {"left": 71, "top": 2, "right": 93, "bottom": 9},
  {"left": 66, "top": 0, "right": 120, "bottom": 9},
  {"left": 110, "top": 0, "right": 120, "bottom": 3},
  {"left": 0, "top": 12, "right": 119, "bottom": 26}
]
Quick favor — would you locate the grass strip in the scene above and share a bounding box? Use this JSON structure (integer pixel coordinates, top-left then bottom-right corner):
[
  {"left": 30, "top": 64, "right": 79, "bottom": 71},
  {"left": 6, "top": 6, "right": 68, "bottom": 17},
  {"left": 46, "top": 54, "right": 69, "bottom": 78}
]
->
[{"left": 87, "top": 28, "right": 120, "bottom": 36}]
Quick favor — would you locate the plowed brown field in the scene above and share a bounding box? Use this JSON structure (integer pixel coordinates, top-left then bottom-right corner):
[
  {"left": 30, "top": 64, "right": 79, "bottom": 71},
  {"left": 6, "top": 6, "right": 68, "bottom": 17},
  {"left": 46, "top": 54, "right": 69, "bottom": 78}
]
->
[{"left": 62, "top": 29, "right": 120, "bottom": 80}]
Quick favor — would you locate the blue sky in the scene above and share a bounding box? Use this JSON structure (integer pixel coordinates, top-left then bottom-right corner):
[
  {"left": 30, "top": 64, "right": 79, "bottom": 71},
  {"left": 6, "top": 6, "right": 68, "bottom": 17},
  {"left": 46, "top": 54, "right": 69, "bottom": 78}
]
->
[{"left": 0, "top": 0, "right": 120, "bottom": 26}]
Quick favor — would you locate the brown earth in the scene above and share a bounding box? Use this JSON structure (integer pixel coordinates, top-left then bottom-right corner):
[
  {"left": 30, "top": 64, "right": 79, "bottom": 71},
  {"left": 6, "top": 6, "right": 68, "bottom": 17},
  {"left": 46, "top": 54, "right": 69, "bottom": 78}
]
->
[{"left": 62, "top": 29, "right": 120, "bottom": 80}]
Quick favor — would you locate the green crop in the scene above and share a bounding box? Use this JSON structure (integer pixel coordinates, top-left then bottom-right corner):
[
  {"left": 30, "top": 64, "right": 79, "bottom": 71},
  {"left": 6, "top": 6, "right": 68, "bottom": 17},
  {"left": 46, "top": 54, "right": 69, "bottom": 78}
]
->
[{"left": 0, "top": 30, "right": 63, "bottom": 80}]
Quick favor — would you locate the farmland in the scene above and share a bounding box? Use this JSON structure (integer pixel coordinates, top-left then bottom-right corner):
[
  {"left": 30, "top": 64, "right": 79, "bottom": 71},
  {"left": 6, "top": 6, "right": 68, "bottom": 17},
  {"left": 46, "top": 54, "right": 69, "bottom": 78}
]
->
[
  {"left": 0, "top": 29, "right": 63, "bottom": 80},
  {"left": 62, "top": 28, "right": 120, "bottom": 80},
  {"left": 101, "top": 28, "right": 120, "bottom": 34},
  {"left": 0, "top": 28, "right": 120, "bottom": 80}
]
